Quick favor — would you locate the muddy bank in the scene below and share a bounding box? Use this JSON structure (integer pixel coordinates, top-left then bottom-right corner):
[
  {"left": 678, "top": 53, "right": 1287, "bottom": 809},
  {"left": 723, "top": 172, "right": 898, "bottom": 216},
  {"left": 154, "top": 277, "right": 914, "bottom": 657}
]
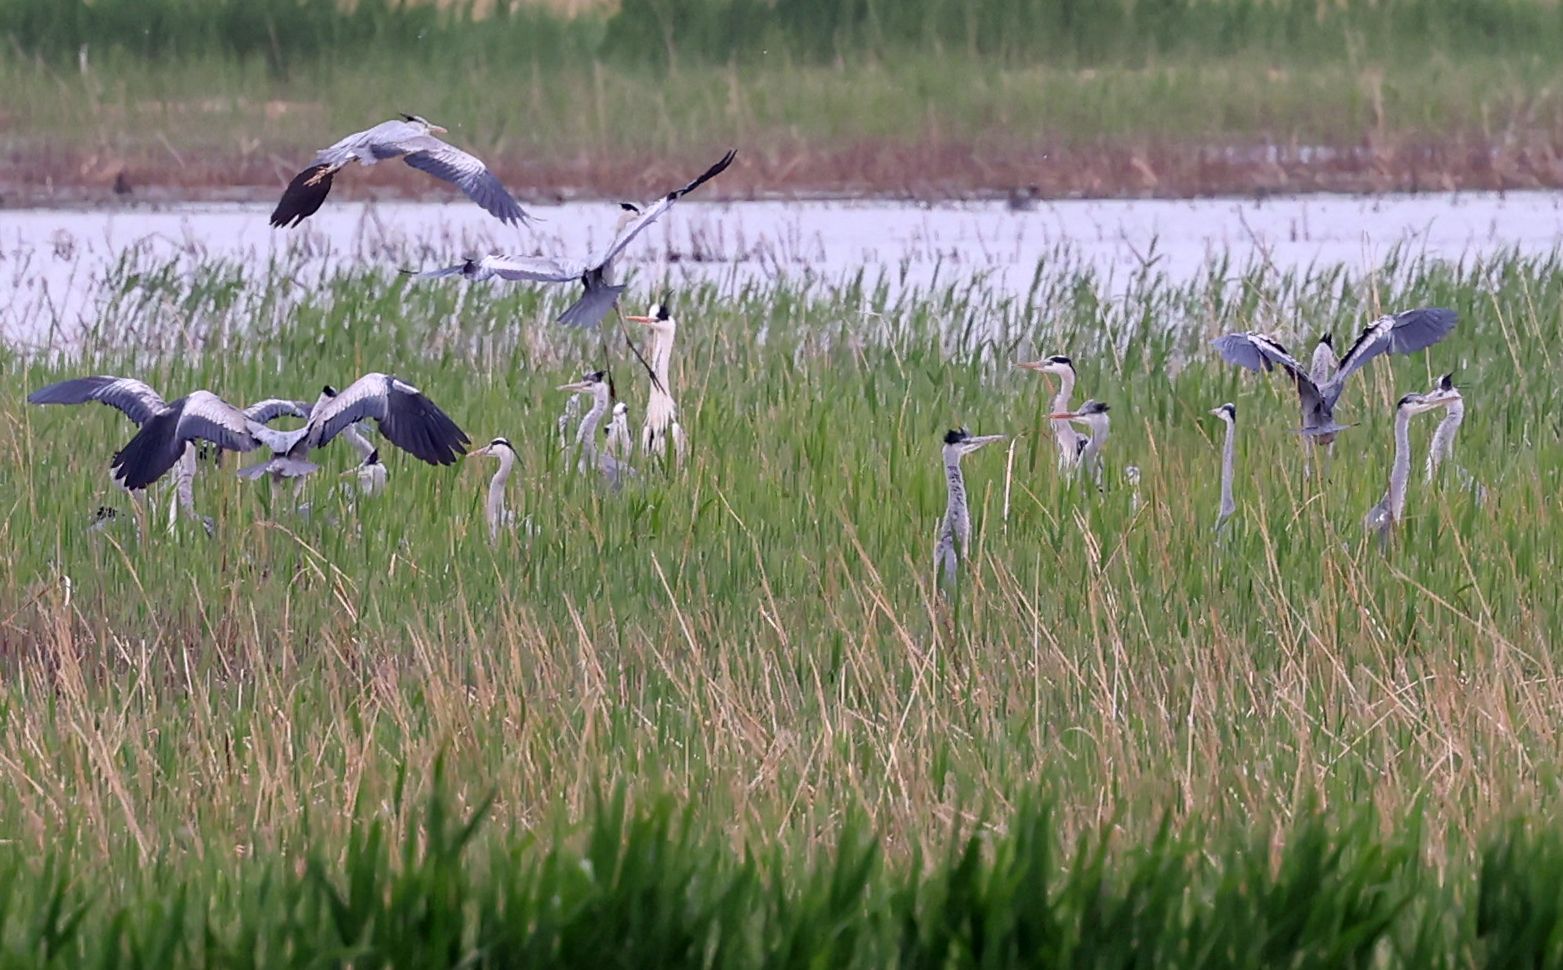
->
[{"left": 5, "top": 134, "right": 1563, "bottom": 208}]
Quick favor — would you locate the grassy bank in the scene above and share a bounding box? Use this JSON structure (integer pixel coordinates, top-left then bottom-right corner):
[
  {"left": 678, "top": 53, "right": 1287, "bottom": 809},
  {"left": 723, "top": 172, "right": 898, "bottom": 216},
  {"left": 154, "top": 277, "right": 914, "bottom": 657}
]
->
[{"left": 4, "top": 1, "right": 1563, "bottom": 199}]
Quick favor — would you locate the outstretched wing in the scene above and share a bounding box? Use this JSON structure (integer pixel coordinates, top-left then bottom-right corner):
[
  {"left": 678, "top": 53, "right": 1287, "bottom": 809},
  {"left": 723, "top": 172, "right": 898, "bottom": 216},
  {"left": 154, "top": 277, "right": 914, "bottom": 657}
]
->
[
  {"left": 111, "top": 390, "right": 257, "bottom": 490},
  {"left": 1212, "top": 332, "right": 1325, "bottom": 426},
  {"left": 591, "top": 149, "right": 737, "bottom": 269},
  {"left": 401, "top": 136, "right": 530, "bottom": 226},
  {"left": 557, "top": 269, "right": 626, "bottom": 329},
  {"left": 243, "top": 398, "right": 309, "bottom": 424},
  {"left": 312, "top": 373, "right": 469, "bottom": 466},
  {"left": 1326, "top": 307, "right": 1459, "bottom": 404},
  {"left": 28, "top": 375, "right": 166, "bottom": 426},
  {"left": 483, "top": 254, "right": 582, "bottom": 283}
]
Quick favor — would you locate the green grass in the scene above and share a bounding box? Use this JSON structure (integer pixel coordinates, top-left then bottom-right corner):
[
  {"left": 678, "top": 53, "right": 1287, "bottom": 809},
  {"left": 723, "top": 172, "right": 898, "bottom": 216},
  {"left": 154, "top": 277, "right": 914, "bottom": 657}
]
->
[{"left": 1, "top": 240, "right": 1563, "bottom": 962}]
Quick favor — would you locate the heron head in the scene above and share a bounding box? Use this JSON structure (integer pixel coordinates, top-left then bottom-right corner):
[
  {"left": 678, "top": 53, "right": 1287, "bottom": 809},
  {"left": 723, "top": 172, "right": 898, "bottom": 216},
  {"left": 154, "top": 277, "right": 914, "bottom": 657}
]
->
[
  {"left": 468, "top": 437, "right": 513, "bottom": 460},
  {"left": 1051, "top": 399, "right": 1109, "bottom": 425},
  {"left": 402, "top": 113, "right": 447, "bottom": 134},
  {"left": 625, "top": 300, "right": 674, "bottom": 331},
  {"left": 1210, "top": 402, "right": 1236, "bottom": 420},
  {"left": 1015, "top": 353, "right": 1074, "bottom": 379},
  {"left": 557, "top": 371, "right": 607, "bottom": 394},
  {"left": 943, "top": 427, "right": 1005, "bottom": 456}
]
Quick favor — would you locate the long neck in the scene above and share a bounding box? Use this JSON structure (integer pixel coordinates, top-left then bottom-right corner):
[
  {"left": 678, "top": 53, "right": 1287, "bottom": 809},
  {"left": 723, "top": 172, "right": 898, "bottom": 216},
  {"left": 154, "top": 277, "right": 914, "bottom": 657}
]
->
[
  {"left": 1388, "top": 408, "right": 1413, "bottom": 520},
  {"left": 1425, "top": 400, "right": 1463, "bottom": 481},
  {"left": 650, "top": 329, "right": 675, "bottom": 388},
  {"left": 575, "top": 390, "right": 609, "bottom": 448},
  {"left": 1049, "top": 372, "right": 1078, "bottom": 460},
  {"left": 487, "top": 450, "right": 514, "bottom": 536},
  {"left": 341, "top": 425, "right": 374, "bottom": 460},
  {"left": 942, "top": 451, "right": 969, "bottom": 549},
  {"left": 1219, "top": 418, "right": 1236, "bottom": 516}
]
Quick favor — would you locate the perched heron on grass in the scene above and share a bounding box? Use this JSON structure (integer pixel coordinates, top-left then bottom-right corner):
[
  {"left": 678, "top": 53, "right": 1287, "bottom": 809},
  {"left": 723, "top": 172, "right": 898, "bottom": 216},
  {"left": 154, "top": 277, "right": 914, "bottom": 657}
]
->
[
  {"left": 625, "top": 301, "right": 686, "bottom": 464},
  {"left": 1049, "top": 400, "right": 1111, "bottom": 488},
  {"left": 407, "top": 149, "right": 736, "bottom": 328},
  {"left": 341, "top": 448, "right": 388, "bottom": 497},
  {"left": 935, "top": 428, "right": 1005, "bottom": 591},
  {"left": 242, "top": 373, "right": 469, "bottom": 483},
  {"left": 1363, "top": 386, "right": 1461, "bottom": 540},
  {"left": 467, "top": 437, "right": 518, "bottom": 542},
  {"left": 557, "top": 370, "right": 637, "bottom": 488},
  {"left": 1210, "top": 402, "right": 1237, "bottom": 531},
  {"left": 270, "top": 114, "right": 530, "bottom": 228},
  {"left": 605, "top": 401, "right": 633, "bottom": 460},
  {"left": 1424, "top": 372, "right": 1463, "bottom": 483},
  {"left": 1212, "top": 306, "right": 1459, "bottom": 445},
  {"left": 1016, "top": 355, "right": 1084, "bottom": 468}
]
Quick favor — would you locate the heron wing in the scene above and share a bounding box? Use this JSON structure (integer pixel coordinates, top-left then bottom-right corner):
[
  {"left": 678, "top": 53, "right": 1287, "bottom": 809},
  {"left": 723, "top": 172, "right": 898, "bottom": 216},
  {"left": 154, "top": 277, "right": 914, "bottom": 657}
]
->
[
  {"left": 111, "top": 391, "right": 255, "bottom": 490},
  {"left": 243, "top": 398, "right": 308, "bottom": 424},
  {"left": 1326, "top": 307, "right": 1458, "bottom": 405},
  {"left": 28, "top": 375, "right": 167, "bottom": 425},
  {"left": 591, "top": 149, "right": 736, "bottom": 268},
  {"left": 400, "top": 136, "right": 529, "bottom": 225},
  {"left": 313, "top": 373, "right": 469, "bottom": 465},
  {"left": 176, "top": 391, "right": 263, "bottom": 452},
  {"left": 404, "top": 262, "right": 472, "bottom": 280},
  {"left": 1211, "top": 332, "right": 1304, "bottom": 375},
  {"left": 484, "top": 254, "right": 582, "bottom": 283}
]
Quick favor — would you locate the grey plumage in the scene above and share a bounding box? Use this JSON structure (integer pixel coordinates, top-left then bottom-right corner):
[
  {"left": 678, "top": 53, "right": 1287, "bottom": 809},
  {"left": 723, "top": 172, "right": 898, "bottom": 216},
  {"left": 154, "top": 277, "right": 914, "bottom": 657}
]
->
[
  {"left": 1364, "top": 388, "right": 1460, "bottom": 539},
  {"left": 558, "top": 371, "right": 637, "bottom": 489},
  {"left": 1016, "top": 355, "right": 1084, "bottom": 469},
  {"left": 270, "top": 115, "right": 529, "bottom": 228},
  {"left": 110, "top": 391, "right": 265, "bottom": 491},
  {"left": 1210, "top": 402, "right": 1237, "bottom": 530},
  {"left": 935, "top": 428, "right": 1004, "bottom": 590},
  {"left": 1051, "top": 400, "right": 1111, "bottom": 488},
  {"left": 1212, "top": 306, "right": 1458, "bottom": 443}
]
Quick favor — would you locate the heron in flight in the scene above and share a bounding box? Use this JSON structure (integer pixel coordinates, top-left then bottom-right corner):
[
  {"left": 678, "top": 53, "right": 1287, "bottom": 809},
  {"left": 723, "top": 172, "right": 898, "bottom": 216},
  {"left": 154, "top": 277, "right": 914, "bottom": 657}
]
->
[
  {"left": 625, "top": 301, "right": 686, "bottom": 464},
  {"left": 1363, "top": 386, "right": 1461, "bottom": 540},
  {"left": 28, "top": 375, "right": 303, "bottom": 528},
  {"left": 408, "top": 149, "right": 736, "bottom": 329},
  {"left": 270, "top": 114, "right": 530, "bottom": 228},
  {"left": 242, "top": 373, "right": 469, "bottom": 483},
  {"left": 1048, "top": 400, "right": 1111, "bottom": 488},
  {"left": 935, "top": 429, "right": 1005, "bottom": 590},
  {"left": 467, "top": 437, "right": 518, "bottom": 542},
  {"left": 1016, "top": 355, "right": 1083, "bottom": 468},
  {"left": 1212, "top": 306, "right": 1458, "bottom": 444},
  {"left": 1210, "top": 402, "right": 1237, "bottom": 530},
  {"left": 557, "top": 370, "right": 637, "bottom": 488}
]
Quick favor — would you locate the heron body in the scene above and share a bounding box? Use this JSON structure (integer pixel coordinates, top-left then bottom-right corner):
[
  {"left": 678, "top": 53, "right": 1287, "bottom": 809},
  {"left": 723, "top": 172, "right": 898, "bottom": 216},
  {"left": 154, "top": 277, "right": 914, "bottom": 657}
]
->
[
  {"left": 469, "top": 437, "right": 518, "bottom": 542},
  {"left": 344, "top": 448, "right": 388, "bottom": 497},
  {"left": 1424, "top": 372, "right": 1464, "bottom": 483},
  {"left": 605, "top": 402, "right": 634, "bottom": 460},
  {"left": 1017, "top": 355, "right": 1084, "bottom": 469},
  {"left": 558, "top": 371, "right": 637, "bottom": 488},
  {"left": 1212, "top": 307, "right": 1459, "bottom": 444},
  {"left": 935, "top": 429, "right": 1004, "bottom": 590},
  {"left": 627, "top": 302, "right": 686, "bottom": 464},
  {"left": 1051, "top": 400, "right": 1111, "bottom": 488},
  {"left": 270, "top": 115, "right": 529, "bottom": 228},
  {"left": 407, "top": 150, "right": 736, "bottom": 329},
  {"left": 1210, "top": 402, "right": 1237, "bottom": 530},
  {"left": 1364, "top": 388, "right": 1460, "bottom": 538},
  {"left": 1309, "top": 334, "right": 1337, "bottom": 387}
]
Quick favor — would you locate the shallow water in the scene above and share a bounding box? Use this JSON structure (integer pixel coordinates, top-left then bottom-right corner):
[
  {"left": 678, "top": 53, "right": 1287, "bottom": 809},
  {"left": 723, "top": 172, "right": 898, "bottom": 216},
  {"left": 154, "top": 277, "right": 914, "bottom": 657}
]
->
[{"left": 4, "top": 191, "right": 1562, "bottom": 345}]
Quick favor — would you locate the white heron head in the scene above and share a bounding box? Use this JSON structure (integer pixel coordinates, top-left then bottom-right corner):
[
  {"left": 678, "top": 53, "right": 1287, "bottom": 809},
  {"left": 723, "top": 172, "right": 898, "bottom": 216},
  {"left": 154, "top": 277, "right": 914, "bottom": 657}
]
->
[
  {"left": 1016, "top": 354, "right": 1075, "bottom": 384},
  {"left": 557, "top": 370, "right": 610, "bottom": 397},
  {"left": 1051, "top": 399, "right": 1110, "bottom": 430},
  {"left": 1210, "top": 402, "right": 1236, "bottom": 422},
  {"left": 625, "top": 300, "right": 675, "bottom": 335},
  {"left": 400, "top": 113, "right": 447, "bottom": 134},
  {"left": 468, "top": 437, "right": 515, "bottom": 460}
]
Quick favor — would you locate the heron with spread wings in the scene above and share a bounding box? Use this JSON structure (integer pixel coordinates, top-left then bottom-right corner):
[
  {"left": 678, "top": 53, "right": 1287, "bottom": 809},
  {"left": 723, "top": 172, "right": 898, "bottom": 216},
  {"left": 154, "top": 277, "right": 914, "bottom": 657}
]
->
[
  {"left": 270, "top": 114, "right": 531, "bottom": 228},
  {"left": 408, "top": 149, "right": 737, "bottom": 329}
]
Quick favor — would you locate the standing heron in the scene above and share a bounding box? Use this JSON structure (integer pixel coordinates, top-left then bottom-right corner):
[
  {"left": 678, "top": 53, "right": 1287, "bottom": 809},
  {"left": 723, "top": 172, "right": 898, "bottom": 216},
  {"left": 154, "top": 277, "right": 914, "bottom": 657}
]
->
[
  {"left": 935, "top": 429, "right": 1005, "bottom": 590},
  {"left": 625, "top": 301, "right": 686, "bottom": 463},
  {"left": 270, "top": 114, "right": 530, "bottom": 228},
  {"left": 467, "top": 437, "right": 518, "bottom": 542},
  {"left": 1363, "top": 386, "right": 1461, "bottom": 539},
  {"left": 408, "top": 149, "right": 737, "bottom": 329},
  {"left": 1424, "top": 372, "right": 1463, "bottom": 482},
  {"left": 341, "top": 448, "right": 388, "bottom": 496},
  {"left": 557, "top": 370, "right": 637, "bottom": 488},
  {"left": 242, "top": 373, "right": 469, "bottom": 482},
  {"left": 604, "top": 401, "right": 633, "bottom": 460},
  {"left": 1212, "top": 306, "right": 1458, "bottom": 444},
  {"left": 1210, "top": 402, "right": 1237, "bottom": 530},
  {"left": 1048, "top": 400, "right": 1111, "bottom": 488},
  {"left": 1016, "top": 355, "right": 1084, "bottom": 468}
]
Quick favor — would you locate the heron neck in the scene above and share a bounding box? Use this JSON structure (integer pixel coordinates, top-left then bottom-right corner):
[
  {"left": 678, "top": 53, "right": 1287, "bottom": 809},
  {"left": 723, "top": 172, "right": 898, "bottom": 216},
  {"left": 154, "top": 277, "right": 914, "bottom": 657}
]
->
[
  {"left": 488, "top": 450, "right": 514, "bottom": 534},
  {"left": 341, "top": 425, "right": 374, "bottom": 460},
  {"left": 942, "top": 449, "right": 969, "bottom": 536},
  {"left": 176, "top": 443, "right": 197, "bottom": 515},
  {"left": 1389, "top": 408, "right": 1413, "bottom": 519},
  {"left": 1426, "top": 400, "right": 1464, "bottom": 480},
  {"left": 649, "top": 329, "right": 675, "bottom": 387},
  {"left": 1219, "top": 418, "right": 1236, "bottom": 515}
]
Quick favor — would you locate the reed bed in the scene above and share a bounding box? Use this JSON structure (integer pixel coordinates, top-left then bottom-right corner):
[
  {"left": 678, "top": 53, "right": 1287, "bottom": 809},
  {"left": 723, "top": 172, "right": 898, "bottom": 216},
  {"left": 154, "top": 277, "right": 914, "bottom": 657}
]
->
[{"left": 0, "top": 240, "right": 1560, "bottom": 959}]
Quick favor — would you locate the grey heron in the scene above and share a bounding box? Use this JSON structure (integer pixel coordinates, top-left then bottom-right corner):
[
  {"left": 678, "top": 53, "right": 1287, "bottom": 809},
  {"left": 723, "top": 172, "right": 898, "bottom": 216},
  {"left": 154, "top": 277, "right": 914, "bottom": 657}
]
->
[
  {"left": 467, "top": 437, "right": 518, "bottom": 542},
  {"left": 340, "top": 448, "right": 388, "bottom": 497},
  {"left": 407, "top": 149, "right": 736, "bottom": 329},
  {"left": 1424, "top": 372, "right": 1463, "bottom": 483},
  {"left": 1210, "top": 402, "right": 1237, "bottom": 530},
  {"left": 624, "top": 301, "right": 686, "bottom": 464},
  {"left": 1212, "top": 306, "right": 1458, "bottom": 444},
  {"left": 1016, "top": 355, "right": 1083, "bottom": 468},
  {"left": 242, "top": 373, "right": 468, "bottom": 482},
  {"left": 935, "top": 428, "right": 1005, "bottom": 590},
  {"left": 604, "top": 401, "right": 633, "bottom": 460},
  {"left": 1048, "top": 400, "right": 1111, "bottom": 488},
  {"left": 1363, "top": 386, "right": 1461, "bottom": 539},
  {"left": 1309, "top": 334, "right": 1337, "bottom": 386},
  {"left": 270, "top": 114, "right": 529, "bottom": 228},
  {"left": 557, "top": 371, "right": 637, "bottom": 488}
]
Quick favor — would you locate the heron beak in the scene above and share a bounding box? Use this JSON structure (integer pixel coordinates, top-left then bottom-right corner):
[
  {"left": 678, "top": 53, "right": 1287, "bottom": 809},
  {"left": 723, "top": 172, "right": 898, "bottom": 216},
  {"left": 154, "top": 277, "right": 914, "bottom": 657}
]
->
[
  {"left": 1015, "top": 360, "right": 1044, "bottom": 371},
  {"left": 467, "top": 445, "right": 492, "bottom": 459},
  {"left": 623, "top": 315, "right": 656, "bottom": 324},
  {"left": 430, "top": 124, "right": 449, "bottom": 134},
  {"left": 557, "top": 381, "right": 593, "bottom": 392},
  {"left": 1048, "top": 411, "right": 1079, "bottom": 420},
  {"left": 968, "top": 434, "right": 1006, "bottom": 447}
]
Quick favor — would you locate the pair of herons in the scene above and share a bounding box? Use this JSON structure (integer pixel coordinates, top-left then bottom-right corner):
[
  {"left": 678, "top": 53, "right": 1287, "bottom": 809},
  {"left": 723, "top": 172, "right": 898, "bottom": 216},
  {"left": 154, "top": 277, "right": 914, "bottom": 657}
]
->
[
  {"left": 270, "top": 113, "right": 737, "bottom": 334},
  {"left": 935, "top": 305, "right": 1462, "bottom": 589}
]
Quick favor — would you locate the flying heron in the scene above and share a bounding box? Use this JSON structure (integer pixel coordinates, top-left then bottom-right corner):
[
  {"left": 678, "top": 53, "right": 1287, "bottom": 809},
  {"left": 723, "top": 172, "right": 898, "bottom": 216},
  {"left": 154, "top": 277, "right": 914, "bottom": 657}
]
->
[
  {"left": 935, "top": 428, "right": 1005, "bottom": 590},
  {"left": 467, "top": 437, "right": 518, "bottom": 542},
  {"left": 1016, "top": 355, "right": 1084, "bottom": 468},
  {"left": 1048, "top": 400, "right": 1111, "bottom": 488},
  {"left": 557, "top": 370, "right": 637, "bottom": 489},
  {"left": 1210, "top": 402, "right": 1237, "bottom": 530},
  {"left": 1363, "top": 386, "right": 1461, "bottom": 539},
  {"left": 1212, "top": 306, "right": 1459, "bottom": 445},
  {"left": 241, "top": 373, "right": 469, "bottom": 483},
  {"left": 624, "top": 301, "right": 686, "bottom": 464},
  {"left": 269, "top": 114, "right": 530, "bottom": 228},
  {"left": 28, "top": 375, "right": 303, "bottom": 528},
  {"left": 407, "top": 149, "right": 736, "bottom": 329}
]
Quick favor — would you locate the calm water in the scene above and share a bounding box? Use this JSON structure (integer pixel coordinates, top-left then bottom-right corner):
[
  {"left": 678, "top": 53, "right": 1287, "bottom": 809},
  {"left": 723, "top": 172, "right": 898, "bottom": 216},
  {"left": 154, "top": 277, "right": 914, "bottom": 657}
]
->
[{"left": 4, "top": 191, "right": 1562, "bottom": 344}]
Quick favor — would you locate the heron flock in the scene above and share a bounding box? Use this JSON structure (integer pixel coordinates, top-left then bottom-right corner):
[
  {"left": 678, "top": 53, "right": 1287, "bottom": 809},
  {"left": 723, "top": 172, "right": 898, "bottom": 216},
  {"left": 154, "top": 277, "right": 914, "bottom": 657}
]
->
[{"left": 25, "top": 115, "right": 1472, "bottom": 589}]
